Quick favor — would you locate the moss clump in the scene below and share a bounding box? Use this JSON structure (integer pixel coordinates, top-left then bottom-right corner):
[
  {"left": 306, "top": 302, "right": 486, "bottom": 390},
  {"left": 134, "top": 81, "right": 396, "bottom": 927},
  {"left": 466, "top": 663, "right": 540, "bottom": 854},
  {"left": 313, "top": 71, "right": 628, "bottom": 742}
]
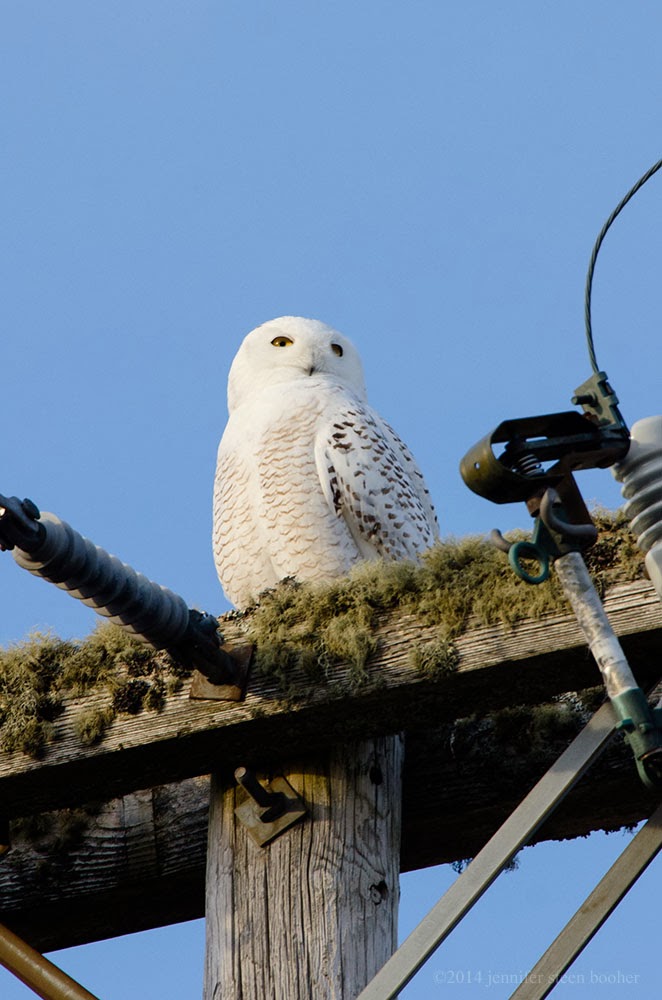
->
[
  {"left": 0, "top": 634, "right": 71, "bottom": 756},
  {"left": 246, "top": 510, "right": 644, "bottom": 695},
  {"left": 452, "top": 855, "right": 520, "bottom": 874},
  {"left": 583, "top": 508, "right": 646, "bottom": 593},
  {"left": 0, "top": 509, "right": 645, "bottom": 750},
  {"left": 243, "top": 575, "right": 381, "bottom": 694},
  {"left": 450, "top": 687, "right": 604, "bottom": 788},
  {"left": 0, "top": 623, "right": 183, "bottom": 756},
  {"left": 409, "top": 639, "right": 460, "bottom": 679},
  {"left": 111, "top": 679, "right": 152, "bottom": 714},
  {"left": 74, "top": 707, "right": 116, "bottom": 747}
]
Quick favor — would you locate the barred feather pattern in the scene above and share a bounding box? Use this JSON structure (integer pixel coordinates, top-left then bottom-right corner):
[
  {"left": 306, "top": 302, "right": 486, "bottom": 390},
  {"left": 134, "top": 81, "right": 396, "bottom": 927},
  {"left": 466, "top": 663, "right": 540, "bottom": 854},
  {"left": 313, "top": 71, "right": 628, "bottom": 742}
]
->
[{"left": 213, "top": 317, "right": 438, "bottom": 609}]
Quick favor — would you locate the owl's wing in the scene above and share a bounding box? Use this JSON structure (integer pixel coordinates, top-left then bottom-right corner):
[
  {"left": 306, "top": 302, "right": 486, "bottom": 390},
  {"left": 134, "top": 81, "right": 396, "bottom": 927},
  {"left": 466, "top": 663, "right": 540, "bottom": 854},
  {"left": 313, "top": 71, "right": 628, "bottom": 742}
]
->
[
  {"left": 315, "top": 400, "right": 439, "bottom": 562},
  {"left": 213, "top": 422, "right": 282, "bottom": 607}
]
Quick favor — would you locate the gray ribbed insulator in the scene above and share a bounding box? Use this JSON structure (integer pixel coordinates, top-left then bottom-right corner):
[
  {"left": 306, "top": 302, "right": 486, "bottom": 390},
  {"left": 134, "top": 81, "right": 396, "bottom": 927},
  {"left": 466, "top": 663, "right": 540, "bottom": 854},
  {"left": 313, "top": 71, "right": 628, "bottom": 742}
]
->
[
  {"left": 614, "top": 416, "right": 662, "bottom": 603},
  {"left": 12, "top": 512, "right": 190, "bottom": 648}
]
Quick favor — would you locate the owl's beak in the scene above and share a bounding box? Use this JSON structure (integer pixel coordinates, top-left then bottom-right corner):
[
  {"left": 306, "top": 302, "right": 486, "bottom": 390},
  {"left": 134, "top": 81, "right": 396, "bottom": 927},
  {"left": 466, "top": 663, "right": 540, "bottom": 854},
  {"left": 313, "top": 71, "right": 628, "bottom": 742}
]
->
[{"left": 308, "top": 366, "right": 316, "bottom": 376}]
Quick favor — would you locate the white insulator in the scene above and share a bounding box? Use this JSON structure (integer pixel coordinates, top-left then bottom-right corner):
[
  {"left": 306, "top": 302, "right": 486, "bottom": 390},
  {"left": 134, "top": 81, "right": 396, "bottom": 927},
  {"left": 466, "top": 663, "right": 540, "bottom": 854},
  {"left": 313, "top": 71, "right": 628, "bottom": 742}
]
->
[{"left": 613, "top": 415, "right": 662, "bottom": 602}]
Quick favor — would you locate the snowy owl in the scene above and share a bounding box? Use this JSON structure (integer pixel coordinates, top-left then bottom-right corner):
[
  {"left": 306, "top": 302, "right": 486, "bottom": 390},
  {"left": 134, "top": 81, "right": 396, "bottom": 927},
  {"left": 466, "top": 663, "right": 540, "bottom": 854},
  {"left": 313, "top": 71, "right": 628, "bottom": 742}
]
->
[{"left": 213, "top": 316, "right": 439, "bottom": 608}]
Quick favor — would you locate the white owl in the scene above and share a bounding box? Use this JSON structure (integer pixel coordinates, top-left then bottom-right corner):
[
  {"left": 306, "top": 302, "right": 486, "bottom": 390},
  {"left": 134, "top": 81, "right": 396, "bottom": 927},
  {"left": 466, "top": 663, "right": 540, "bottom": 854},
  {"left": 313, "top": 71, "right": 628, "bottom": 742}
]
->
[{"left": 213, "top": 317, "right": 439, "bottom": 608}]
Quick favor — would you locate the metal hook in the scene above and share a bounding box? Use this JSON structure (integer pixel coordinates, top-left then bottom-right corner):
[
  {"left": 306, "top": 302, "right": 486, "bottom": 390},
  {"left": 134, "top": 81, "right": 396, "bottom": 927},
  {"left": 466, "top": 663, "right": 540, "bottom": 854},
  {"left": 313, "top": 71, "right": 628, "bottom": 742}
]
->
[
  {"left": 233, "top": 766, "right": 308, "bottom": 847},
  {"left": 489, "top": 529, "right": 512, "bottom": 554},
  {"left": 490, "top": 486, "right": 599, "bottom": 586},
  {"left": 489, "top": 528, "right": 550, "bottom": 584},
  {"left": 539, "top": 488, "right": 598, "bottom": 548},
  {"left": 508, "top": 539, "right": 550, "bottom": 584},
  {"left": 234, "top": 766, "right": 287, "bottom": 823}
]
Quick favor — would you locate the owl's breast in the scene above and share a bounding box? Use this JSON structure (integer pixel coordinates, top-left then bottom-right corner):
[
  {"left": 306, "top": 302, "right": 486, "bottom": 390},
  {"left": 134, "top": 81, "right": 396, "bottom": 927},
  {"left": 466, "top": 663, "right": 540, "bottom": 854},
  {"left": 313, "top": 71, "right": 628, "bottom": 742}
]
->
[{"left": 213, "top": 383, "right": 362, "bottom": 606}]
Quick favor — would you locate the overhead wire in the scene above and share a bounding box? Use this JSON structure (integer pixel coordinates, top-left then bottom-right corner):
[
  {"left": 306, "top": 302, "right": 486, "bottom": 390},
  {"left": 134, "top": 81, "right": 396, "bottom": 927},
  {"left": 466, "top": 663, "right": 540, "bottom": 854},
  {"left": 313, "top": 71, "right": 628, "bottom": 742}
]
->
[{"left": 584, "top": 157, "right": 662, "bottom": 374}]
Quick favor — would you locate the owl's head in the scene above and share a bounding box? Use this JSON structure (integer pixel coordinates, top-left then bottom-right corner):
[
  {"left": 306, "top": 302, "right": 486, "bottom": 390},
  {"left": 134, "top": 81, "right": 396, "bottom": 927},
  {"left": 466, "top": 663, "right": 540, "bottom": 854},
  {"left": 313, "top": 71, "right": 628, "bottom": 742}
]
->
[{"left": 227, "top": 316, "right": 367, "bottom": 411}]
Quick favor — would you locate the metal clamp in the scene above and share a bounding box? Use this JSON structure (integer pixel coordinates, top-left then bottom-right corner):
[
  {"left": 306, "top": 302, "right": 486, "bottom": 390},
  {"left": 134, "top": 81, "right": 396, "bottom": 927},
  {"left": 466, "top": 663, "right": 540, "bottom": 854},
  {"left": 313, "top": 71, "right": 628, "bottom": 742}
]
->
[
  {"left": 610, "top": 688, "right": 662, "bottom": 790},
  {"left": 0, "top": 496, "right": 44, "bottom": 552},
  {"left": 491, "top": 488, "right": 598, "bottom": 585}
]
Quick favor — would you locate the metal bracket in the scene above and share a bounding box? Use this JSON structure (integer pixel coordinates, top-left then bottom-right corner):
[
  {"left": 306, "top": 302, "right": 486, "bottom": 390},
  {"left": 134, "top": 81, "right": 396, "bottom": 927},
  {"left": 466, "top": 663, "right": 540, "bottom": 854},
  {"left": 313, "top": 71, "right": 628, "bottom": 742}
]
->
[
  {"left": 460, "top": 410, "right": 629, "bottom": 509},
  {"left": 188, "top": 642, "right": 253, "bottom": 702},
  {"left": 611, "top": 691, "right": 662, "bottom": 790},
  {"left": 0, "top": 495, "right": 44, "bottom": 552},
  {"left": 233, "top": 766, "right": 307, "bottom": 847},
  {"left": 490, "top": 488, "right": 598, "bottom": 585},
  {"left": 0, "top": 921, "right": 101, "bottom": 999},
  {"left": 572, "top": 369, "right": 627, "bottom": 429}
]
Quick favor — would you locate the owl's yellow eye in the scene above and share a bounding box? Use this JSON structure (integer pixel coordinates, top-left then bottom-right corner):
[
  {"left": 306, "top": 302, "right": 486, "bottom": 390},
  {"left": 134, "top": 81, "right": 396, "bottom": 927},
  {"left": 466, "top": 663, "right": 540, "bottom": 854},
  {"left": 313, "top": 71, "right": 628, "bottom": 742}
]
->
[
  {"left": 271, "top": 336, "right": 294, "bottom": 347},
  {"left": 331, "top": 343, "right": 343, "bottom": 357}
]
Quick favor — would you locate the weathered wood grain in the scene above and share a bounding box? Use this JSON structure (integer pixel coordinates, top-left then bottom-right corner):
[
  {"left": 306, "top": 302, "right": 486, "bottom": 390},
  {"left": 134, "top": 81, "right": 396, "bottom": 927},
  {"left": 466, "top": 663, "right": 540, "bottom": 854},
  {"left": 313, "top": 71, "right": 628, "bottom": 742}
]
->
[
  {"left": 0, "top": 580, "right": 660, "bottom": 820},
  {"left": 0, "top": 694, "right": 657, "bottom": 953},
  {"left": 204, "top": 737, "right": 403, "bottom": 1000},
  {"left": 0, "top": 579, "right": 660, "bottom": 952},
  {"left": 0, "top": 778, "right": 210, "bottom": 951}
]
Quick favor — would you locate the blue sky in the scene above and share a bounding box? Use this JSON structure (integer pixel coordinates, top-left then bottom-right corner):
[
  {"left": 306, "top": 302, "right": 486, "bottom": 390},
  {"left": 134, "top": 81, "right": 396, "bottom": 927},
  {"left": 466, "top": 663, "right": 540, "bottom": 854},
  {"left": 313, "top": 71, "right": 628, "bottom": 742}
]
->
[{"left": 1, "top": 3, "right": 661, "bottom": 997}]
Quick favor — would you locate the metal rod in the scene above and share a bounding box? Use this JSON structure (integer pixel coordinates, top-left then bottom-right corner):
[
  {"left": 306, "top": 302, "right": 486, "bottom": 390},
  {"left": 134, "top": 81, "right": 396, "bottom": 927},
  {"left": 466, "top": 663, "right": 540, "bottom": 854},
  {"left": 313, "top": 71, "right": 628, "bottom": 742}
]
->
[
  {"left": 554, "top": 551, "right": 639, "bottom": 700},
  {"left": 234, "top": 766, "right": 276, "bottom": 809},
  {"left": 234, "top": 766, "right": 286, "bottom": 818},
  {"left": 356, "top": 700, "right": 617, "bottom": 1000},
  {"left": 0, "top": 922, "right": 100, "bottom": 1000},
  {"left": 509, "top": 800, "right": 662, "bottom": 1000},
  {"left": 554, "top": 550, "right": 662, "bottom": 789}
]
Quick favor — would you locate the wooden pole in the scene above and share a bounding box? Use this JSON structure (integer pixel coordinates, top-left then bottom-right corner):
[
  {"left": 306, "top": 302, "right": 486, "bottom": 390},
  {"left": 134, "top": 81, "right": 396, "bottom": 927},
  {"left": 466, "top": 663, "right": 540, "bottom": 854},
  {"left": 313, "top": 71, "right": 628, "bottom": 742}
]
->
[{"left": 204, "top": 735, "right": 404, "bottom": 999}]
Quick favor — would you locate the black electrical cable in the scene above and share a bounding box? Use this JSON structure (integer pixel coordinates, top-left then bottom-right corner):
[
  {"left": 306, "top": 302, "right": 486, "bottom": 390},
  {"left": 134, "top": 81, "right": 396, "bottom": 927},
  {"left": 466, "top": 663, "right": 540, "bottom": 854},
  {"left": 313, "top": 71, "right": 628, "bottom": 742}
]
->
[{"left": 584, "top": 157, "right": 662, "bottom": 374}]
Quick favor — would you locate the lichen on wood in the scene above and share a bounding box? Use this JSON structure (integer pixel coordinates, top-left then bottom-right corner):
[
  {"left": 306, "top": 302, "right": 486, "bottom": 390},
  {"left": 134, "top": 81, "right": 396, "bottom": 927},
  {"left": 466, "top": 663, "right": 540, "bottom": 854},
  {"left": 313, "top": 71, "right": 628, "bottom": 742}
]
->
[
  {"left": 0, "top": 624, "right": 184, "bottom": 757},
  {"left": 245, "top": 509, "right": 644, "bottom": 693},
  {"left": 0, "top": 510, "right": 645, "bottom": 755}
]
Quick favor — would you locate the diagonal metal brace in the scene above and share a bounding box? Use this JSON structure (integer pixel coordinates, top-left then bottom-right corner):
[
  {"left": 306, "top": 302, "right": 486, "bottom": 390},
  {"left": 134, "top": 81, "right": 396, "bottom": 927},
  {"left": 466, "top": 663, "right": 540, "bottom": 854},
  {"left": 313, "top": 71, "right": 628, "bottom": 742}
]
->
[
  {"left": 509, "top": 799, "right": 662, "bottom": 1000},
  {"left": 0, "top": 920, "right": 100, "bottom": 1000},
  {"left": 357, "top": 701, "right": 618, "bottom": 1000}
]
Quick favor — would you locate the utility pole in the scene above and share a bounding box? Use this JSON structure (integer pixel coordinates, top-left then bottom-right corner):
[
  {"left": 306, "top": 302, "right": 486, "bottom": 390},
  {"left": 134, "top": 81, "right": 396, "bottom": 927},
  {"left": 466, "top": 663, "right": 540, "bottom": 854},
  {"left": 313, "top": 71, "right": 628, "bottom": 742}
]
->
[{"left": 204, "top": 735, "right": 403, "bottom": 1000}]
